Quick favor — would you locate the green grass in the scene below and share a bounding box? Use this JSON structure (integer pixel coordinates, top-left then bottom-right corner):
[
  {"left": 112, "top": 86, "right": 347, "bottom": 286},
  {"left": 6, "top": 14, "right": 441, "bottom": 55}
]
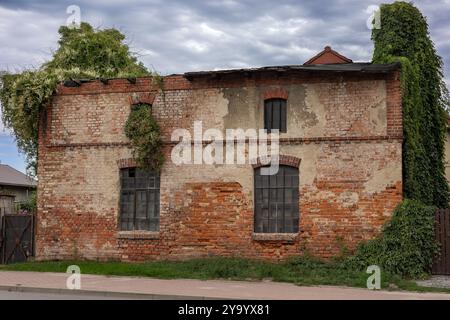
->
[{"left": 0, "top": 256, "right": 448, "bottom": 293}]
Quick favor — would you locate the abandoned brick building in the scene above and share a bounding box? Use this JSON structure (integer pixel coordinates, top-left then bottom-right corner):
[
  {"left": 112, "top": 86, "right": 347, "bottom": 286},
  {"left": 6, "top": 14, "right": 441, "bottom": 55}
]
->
[{"left": 36, "top": 47, "right": 403, "bottom": 261}]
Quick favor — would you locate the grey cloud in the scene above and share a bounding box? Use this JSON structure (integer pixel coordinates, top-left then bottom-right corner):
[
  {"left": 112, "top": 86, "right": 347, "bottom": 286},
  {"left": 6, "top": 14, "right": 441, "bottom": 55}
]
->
[{"left": 0, "top": 0, "right": 449, "bottom": 87}]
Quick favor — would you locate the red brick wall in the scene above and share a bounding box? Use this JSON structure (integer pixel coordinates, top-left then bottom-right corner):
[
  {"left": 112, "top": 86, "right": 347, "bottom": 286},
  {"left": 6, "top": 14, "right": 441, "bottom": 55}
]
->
[{"left": 36, "top": 70, "right": 403, "bottom": 261}]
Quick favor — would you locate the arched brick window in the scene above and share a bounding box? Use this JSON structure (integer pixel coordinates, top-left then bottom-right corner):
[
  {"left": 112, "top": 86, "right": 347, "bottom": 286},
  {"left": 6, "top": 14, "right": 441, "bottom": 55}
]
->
[
  {"left": 254, "top": 165, "right": 299, "bottom": 233},
  {"left": 264, "top": 98, "right": 287, "bottom": 133}
]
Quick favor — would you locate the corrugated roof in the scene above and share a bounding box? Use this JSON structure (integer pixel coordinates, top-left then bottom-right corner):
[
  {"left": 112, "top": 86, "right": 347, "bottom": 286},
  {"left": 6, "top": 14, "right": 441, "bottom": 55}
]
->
[
  {"left": 0, "top": 164, "right": 36, "bottom": 187},
  {"left": 184, "top": 62, "right": 401, "bottom": 79},
  {"left": 61, "top": 62, "right": 401, "bottom": 87}
]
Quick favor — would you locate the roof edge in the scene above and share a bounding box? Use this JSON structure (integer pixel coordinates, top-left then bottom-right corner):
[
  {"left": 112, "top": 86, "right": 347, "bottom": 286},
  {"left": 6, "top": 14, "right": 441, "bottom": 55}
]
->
[
  {"left": 0, "top": 182, "right": 37, "bottom": 188},
  {"left": 184, "top": 62, "right": 401, "bottom": 79},
  {"left": 58, "top": 62, "right": 401, "bottom": 89}
]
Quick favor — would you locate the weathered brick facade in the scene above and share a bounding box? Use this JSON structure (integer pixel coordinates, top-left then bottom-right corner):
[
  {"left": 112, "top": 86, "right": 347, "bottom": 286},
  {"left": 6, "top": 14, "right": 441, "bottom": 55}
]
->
[{"left": 36, "top": 66, "right": 403, "bottom": 261}]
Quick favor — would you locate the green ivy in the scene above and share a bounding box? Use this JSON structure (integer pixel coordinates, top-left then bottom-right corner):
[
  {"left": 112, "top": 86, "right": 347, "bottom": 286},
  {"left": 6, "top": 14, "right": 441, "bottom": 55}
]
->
[
  {"left": 346, "top": 199, "right": 437, "bottom": 278},
  {"left": 372, "top": 2, "right": 449, "bottom": 207},
  {"left": 0, "top": 23, "right": 149, "bottom": 176},
  {"left": 124, "top": 104, "right": 164, "bottom": 172}
]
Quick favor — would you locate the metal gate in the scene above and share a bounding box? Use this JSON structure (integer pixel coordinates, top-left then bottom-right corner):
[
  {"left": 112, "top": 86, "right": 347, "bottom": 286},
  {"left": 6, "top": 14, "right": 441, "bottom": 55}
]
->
[
  {"left": 432, "top": 208, "right": 450, "bottom": 275},
  {"left": 0, "top": 214, "right": 34, "bottom": 264}
]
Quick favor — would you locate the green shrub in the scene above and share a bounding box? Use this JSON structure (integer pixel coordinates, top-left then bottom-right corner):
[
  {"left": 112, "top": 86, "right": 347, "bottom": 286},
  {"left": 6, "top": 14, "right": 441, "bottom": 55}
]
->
[
  {"left": 346, "top": 199, "right": 438, "bottom": 278},
  {"left": 19, "top": 190, "right": 37, "bottom": 213}
]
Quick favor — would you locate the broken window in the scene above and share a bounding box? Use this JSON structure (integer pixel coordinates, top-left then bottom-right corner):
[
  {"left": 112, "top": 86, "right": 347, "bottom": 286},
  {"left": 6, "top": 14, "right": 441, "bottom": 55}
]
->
[
  {"left": 264, "top": 98, "right": 287, "bottom": 133},
  {"left": 119, "top": 168, "right": 160, "bottom": 231},
  {"left": 254, "top": 165, "right": 299, "bottom": 233}
]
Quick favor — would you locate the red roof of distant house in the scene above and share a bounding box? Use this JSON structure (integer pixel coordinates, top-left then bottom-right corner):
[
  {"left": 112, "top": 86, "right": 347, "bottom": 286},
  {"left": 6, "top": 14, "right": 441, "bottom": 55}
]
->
[{"left": 304, "top": 46, "right": 353, "bottom": 65}]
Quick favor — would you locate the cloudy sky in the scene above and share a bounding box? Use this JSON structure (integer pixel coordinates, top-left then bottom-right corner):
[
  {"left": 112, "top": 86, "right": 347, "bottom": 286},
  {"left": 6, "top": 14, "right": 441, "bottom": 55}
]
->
[{"left": 1, "top": 0, "right": 449, "bottom": 173}]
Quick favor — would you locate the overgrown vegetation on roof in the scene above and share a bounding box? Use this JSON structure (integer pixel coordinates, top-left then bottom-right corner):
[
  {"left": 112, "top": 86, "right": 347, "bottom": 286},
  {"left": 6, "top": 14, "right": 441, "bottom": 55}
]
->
[{"left": 0, "top": 23, "right": 149, "bottom": 175}]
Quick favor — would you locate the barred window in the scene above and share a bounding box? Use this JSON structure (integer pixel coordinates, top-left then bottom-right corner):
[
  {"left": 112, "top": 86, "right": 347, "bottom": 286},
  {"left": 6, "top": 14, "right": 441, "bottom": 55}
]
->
[
  {"left": 254, "top": 165, "right": 299, "bottom": 233},
  {"left": 119, "top": 168, "right": 160, "bottom": 231},
  {"left": 264, "top": 98, "right": 287, "bottom": 133}
]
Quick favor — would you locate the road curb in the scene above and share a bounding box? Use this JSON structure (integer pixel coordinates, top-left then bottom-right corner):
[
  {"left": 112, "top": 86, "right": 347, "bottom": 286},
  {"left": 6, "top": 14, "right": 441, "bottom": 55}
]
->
[{"left": 0, "top": 285, "right": 225, "bottom": 300}]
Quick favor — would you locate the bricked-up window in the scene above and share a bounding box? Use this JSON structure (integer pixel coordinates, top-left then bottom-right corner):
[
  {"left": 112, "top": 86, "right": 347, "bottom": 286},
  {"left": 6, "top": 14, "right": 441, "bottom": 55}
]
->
[
  {"left": 254, "top": 165, "right": 299, "bottom": 233},
  {"left": 264, "top": 98, "right": 287, "bottom": 133},
  {"left": 119, "top": 168, "right": 160, "bottom": 231}
]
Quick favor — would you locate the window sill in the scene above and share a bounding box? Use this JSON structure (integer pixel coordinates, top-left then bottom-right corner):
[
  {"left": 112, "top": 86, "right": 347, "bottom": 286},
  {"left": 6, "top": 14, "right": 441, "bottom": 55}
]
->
[
  {"left": 252, "top": 233, "right": 298, "bottom": 242},
  {"left": 116, "top": 231, "right": 160, "bottom": 240}
]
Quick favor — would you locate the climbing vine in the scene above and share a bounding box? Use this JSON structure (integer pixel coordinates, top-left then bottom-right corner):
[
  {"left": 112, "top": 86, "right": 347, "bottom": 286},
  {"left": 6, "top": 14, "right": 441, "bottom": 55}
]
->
[
  {"left": 124, "top": 103, "right": 164, "bottom": 172},
  {"left": 372, "top": 2, "right": 450, "bottom": 207},
  {"left": 346, "top": 199, "right": 437, "bottom": 278},
  {"left": 0, "top": 22, "right": 149, "bottom": 176}
]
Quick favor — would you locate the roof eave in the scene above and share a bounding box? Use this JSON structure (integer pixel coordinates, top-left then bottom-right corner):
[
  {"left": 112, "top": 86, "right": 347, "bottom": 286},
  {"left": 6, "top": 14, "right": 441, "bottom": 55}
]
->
[
  {"left": 184, "top": 62, "right": 401, "bottom": 80},
  {"left": 0, "top": 182, "right": 37, "bottom": 188}
]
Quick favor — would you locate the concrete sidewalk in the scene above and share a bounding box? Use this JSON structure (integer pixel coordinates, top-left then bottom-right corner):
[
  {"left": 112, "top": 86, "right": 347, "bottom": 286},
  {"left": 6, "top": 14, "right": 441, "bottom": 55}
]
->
[{"left": 0, "top": 271, "right": 450, "bottom": 300}]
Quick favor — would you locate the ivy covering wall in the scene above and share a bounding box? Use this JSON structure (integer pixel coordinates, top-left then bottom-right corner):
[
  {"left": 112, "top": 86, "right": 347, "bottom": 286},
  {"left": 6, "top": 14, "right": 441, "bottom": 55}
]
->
[
  {"left": 372, "top": 2, "right": 449, "bottom": 207},
  {"left": 125, "top": 103, "right": 164, "bottom": 171}
]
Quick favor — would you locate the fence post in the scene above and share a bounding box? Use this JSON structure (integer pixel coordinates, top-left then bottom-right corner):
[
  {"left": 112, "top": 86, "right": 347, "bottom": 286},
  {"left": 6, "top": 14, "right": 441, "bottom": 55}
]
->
[{"left": 433, "top": 208, "right": 450, "bottom": 275}]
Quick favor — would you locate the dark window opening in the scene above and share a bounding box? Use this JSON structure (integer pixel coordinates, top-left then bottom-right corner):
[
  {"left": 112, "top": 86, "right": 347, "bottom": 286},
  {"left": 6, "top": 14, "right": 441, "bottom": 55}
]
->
[
  {"left": 119, "top": 168, "right": 160, "bottom": 231},
  {"left": 264, "top": 98, "right": 287, "bottom": 133},
  {"left": 254, "top": 165, "right": 299, "bottom": 233}
]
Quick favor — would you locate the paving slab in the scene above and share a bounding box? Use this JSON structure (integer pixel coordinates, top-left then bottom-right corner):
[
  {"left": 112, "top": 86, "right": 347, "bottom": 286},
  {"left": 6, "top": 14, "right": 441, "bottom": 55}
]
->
[{"left": 416, "top": 276, "right": 450, "bottom": 289}]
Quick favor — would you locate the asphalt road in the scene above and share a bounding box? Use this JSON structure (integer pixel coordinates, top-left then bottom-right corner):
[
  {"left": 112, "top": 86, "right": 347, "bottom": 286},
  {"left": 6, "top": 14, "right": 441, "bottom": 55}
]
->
[{"left": 0, "top": 289, "right": 137, "bottom": 300}]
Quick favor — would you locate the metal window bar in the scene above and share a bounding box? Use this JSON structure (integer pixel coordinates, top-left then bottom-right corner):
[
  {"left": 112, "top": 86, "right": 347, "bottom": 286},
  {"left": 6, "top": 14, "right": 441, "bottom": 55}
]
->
[
  {"left": 264, "top": 99, "right": 287, "bottom": 133},
  {"left": 119, "top": 168, "right": 160, "bottom": 231},
  {"left": 254, "top": 166, "right": 299, "bottom": 233}
]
